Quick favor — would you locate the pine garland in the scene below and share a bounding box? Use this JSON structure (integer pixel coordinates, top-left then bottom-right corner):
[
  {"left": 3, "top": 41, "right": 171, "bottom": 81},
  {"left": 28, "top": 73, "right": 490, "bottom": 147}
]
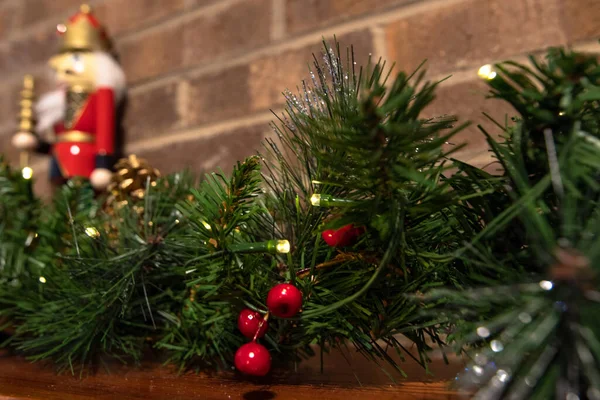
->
[{"left": 1, "top": 42, "right": 599, "bottom": 399}]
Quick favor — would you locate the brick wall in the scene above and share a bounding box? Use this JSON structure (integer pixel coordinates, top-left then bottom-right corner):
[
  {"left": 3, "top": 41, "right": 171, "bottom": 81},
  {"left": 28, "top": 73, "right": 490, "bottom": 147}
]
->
[{"left": 0, "top": 0, "right": 599, "bottom": 195}]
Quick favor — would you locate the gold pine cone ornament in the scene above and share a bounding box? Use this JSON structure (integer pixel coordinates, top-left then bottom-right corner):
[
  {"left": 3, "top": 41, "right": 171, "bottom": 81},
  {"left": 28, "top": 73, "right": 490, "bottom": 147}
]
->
[{"left": 105, "top": 155, "right": 161, "bottom": 214}]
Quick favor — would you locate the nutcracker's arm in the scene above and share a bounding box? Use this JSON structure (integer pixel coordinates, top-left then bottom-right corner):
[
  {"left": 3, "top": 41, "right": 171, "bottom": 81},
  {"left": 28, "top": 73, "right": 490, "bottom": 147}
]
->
[
  {"left": 34, "top": 138, "right": 52, "bottom": 154},
  {"left": 90, "top": 87, "right": 116, "bottom": 190}
]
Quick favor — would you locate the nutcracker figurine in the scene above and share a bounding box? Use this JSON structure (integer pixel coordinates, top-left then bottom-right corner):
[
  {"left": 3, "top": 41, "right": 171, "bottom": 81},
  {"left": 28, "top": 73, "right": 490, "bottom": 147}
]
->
[{"left": 12, "top": 4, "right": 125, "bottom": 190}]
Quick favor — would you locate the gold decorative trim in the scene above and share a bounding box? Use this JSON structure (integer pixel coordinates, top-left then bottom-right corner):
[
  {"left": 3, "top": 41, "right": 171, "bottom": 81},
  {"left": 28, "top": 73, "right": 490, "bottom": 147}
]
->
[
  {"left": 55, "top": 130, "right": 94, "bottom": 143},
  {"left": 65, "top": 88, "right": 91, "bottom": 129}
]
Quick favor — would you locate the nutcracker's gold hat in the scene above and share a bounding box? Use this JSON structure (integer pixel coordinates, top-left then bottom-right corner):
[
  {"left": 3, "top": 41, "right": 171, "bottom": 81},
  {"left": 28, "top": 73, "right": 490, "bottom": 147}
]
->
[{"left": 56, "top": 4, "right": 111, "bottom": 52}]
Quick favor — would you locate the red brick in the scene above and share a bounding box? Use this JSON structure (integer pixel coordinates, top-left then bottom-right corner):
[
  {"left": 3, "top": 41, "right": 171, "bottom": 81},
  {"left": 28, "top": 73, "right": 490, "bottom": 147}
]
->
[
  {"left": 118, "top": 23, "right": 185, "bottom": 84},
  {"left": 248, "top": 30, "right": 375, "bottom": 113},
  {"left": 0, "top": 2, "right": 18, "bottom": 40},
  {"left": 386, "top": 0, "right": 566, "bottom": 76},
  {"left": 0, "top": 30, "right": 57, "bottom": 76},
  {"left": 0, "top": 79, "right": 30, "bottom": 128},
  {"left": 286, "top": 0, "right": 410, "bottom": 34},
  {"left": 187, "top": 65, "right": 251, "bottom": 126},
  {"left": 186, "top": 31, "right": 374, "bottom": 127},
  {"left": 423, "top": 77, "right": 516, "bottom": 160},
  {"left": 30, "top": 70, "right": 56, "bottom": 95},
  {"left": 560, "top": 0, "right": 600, "bottom": 43},
  {"left": 0, "top": 83, "right": 17, "bottom": 126},
  {"left": 136, "top": 124, "right": 269, "bottom": 175},
  {"left": 95, "top": 0, "right": 186, "bottom": 36},
  {"left": 124, "top": 81, "right": 183, "bottom": 142},
  {"left": 17, "top": 0, "right": 81, "bottom": 28},
  {"left": 183, "top": 0, "right": 272, "bottom": 67}
]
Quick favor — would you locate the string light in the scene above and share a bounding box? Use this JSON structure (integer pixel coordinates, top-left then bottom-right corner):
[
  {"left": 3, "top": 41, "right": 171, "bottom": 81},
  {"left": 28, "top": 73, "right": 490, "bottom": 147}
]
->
[
  {"left": 85, "top": 227, "right": 100, "bottom": 238},
  {"left": 310, "top": 193, "right": 357, "bottom": 207},
  {"left": 539, "top": 280, "right": 554, "bottom": 291},
  {"left": 22, "top": 167, "right": 33, "bottom": 180},
  {"left": 230, "top": 240, "right": 291, "bottom": 254},
  {"left": 478, "top": 64, "right": 497, "bottom": 80},
  {"left": 310, "top": 194, "right": 322, "bottom": 206},
  {"left": 490, "top": 340, "right": 504, "bottom": 352},
  {"left": 476, "top": 326, "right": 491, "bottom": 338},
  {"left": 275, "top": 240, "right": 290, "bottom": 254},
  {"left": 39, "top": 276, "right": 47, "bottom": 284}
]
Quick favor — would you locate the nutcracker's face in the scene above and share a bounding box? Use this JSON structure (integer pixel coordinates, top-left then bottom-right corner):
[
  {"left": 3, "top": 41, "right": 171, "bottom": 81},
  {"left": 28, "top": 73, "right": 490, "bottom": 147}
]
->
[{"left": 49, "top": 51, "right": 96, "bottom": 90}]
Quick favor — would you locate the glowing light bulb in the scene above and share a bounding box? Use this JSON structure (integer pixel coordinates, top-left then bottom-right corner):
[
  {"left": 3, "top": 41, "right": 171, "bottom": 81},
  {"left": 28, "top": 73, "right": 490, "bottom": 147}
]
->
[
  {"left": 539, "top": 280, "right": 553, "bottom": 291},
  {"left": 490, "top": 340, "right": 504, "bottom": 352},
  {"left": 202, "top": 221, "right": 211, "bottom": 230},
  {"left": 497, "top": 370, "right": 509, "bottom": 383},
  {"left": 276, "top": 240, "right": 290, "bottom": 254},
  {"left": 85, "top": 227, "right": 100, "bottom": 238},
  {"left": 476, "top": 326, "right": 491, "bottom": 338},
  {"left": 39, "top": 276, "right": 47, "bottom": 284},
  {"left": 310, "top": 194, "right": 321, "bottom": 206},
  {"left": 478, "top": 64, "right": 497, "bottom": 80},
  {"left": 22, "top": 167, "right": 33, "bottom": 180}
]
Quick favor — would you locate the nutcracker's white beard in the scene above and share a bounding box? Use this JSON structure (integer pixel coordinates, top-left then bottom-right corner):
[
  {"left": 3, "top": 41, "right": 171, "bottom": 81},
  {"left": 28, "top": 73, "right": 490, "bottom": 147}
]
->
[
  {"left": 34, "top": 51, "right": 126, "bottom": 134},
  {"left": 93, "top": 51, "right": 126, "bottom": 100}
]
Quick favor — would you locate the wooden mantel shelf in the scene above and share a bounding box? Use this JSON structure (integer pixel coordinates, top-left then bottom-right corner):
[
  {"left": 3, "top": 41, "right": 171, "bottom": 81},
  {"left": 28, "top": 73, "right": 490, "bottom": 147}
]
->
[{"left": 0, "top": 349, "right": 464, "bottom": 399}]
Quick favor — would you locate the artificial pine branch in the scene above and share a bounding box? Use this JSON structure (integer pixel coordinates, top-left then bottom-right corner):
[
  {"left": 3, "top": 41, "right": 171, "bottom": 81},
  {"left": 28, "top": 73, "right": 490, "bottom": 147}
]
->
[
  {"left": 2, "top": 40, "right": 597, "bottom": 395},
  {"left": 419, "top": 47, "right": 600, "bottom": 399},
  {"left": 1, "top": 42, "right": 480, "bottom": 376},
  {"left": 259, "top": 42, "right": 482, "bottom": 374},
  {"left": 4, "top": 173, "right": 193, "bottom": 373},
  {"left": 156, "top": 156, "right": 293, "bottom": 370}
]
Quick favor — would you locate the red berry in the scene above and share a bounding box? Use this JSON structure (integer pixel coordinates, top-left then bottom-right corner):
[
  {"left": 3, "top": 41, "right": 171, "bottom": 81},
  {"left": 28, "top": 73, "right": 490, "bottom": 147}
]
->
[
  {"left": 322, "top": 224, "right": 362, "bottom": 247},
  {"left": 266, "top": 283, "right": 303, "bottom": 318},
  {"left": 234, "top": 342, "right": 271, "bottom": 376},
  {"left": 238, "top": 309, "right": 269, "bottom": 339}
]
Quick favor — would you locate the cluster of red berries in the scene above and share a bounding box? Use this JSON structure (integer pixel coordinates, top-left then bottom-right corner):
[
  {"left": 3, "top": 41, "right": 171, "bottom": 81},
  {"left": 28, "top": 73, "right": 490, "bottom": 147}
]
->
[
  {"left": 234, "top": 283, "right": 303, "bottom": 376},
  {"left": 321, "top": 224, "right": 363, "bottom": 247},
  {"left": 234, "top": 225, "right": 362, "bottom": 376}
]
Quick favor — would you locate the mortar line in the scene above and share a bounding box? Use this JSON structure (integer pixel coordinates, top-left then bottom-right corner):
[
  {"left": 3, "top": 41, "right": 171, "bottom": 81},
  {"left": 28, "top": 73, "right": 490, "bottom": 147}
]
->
[
  {"left": 271, "top": 0, "right": 286, "bottom": 41},
  {"left": 370, "top": 25, "right": 388, "bottom": 63},
  {"left": 125, "top": 109, "right": 280, "bottom": 152},
  {"left": 116, "top": 0, "right": 243, "bottom": 44},
  {"left": 0, "top": 0, "right": 462, "bottom": 89}
]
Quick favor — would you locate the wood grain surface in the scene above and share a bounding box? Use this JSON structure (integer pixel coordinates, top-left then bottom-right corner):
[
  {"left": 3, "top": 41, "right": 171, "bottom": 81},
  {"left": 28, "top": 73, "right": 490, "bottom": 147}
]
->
[{"left": 0, "top": 348, "right": 466, "bottom": 400}]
